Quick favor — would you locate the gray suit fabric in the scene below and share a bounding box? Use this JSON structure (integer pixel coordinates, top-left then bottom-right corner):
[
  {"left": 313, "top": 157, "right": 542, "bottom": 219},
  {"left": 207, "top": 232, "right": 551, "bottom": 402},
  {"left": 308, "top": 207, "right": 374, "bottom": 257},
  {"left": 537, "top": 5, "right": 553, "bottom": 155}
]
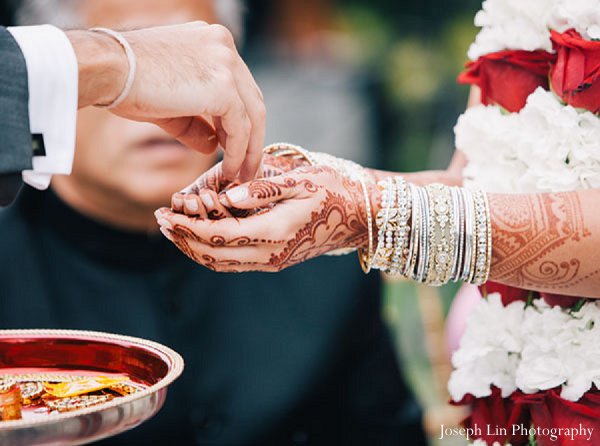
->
[{"left": 0, "top": 26, "right": 30, "bottom": 205}]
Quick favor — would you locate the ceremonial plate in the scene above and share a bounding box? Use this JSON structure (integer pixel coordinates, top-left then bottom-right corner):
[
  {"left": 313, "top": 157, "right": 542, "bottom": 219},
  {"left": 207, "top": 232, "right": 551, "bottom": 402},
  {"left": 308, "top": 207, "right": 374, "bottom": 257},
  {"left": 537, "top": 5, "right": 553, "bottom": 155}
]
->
[{"left": 0, "top": 329, "right": 184, "bottom": 446}]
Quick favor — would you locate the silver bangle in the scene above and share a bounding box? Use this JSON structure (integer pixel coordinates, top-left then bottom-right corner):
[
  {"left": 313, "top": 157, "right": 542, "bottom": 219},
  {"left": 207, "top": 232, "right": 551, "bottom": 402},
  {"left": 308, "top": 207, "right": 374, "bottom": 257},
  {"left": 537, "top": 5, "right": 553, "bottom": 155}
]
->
[
  {"left": 90, "top": 28, "right": 137, "bottom": 109},
  {"left": 449, "top": 187, "right": 461, "bottom": 282},
  {"left": 416, "top": 186, "right": 430, "bottom": 283},
  {"left": 461, "top": 188, "right": 474, "bottom": 282},
  {"left": 453, "top": 187, "right": 466, "bottom": 282},
  {"left": 403, "top": 184, "right": 418, "bottom": 278}
]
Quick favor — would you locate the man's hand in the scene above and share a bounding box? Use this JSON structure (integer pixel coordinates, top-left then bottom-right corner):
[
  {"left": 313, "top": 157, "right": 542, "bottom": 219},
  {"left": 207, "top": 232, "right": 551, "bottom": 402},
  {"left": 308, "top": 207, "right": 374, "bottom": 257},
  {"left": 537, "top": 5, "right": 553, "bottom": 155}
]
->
[{"left": 69, "top": 22, "right": 266, "bottom": 181}]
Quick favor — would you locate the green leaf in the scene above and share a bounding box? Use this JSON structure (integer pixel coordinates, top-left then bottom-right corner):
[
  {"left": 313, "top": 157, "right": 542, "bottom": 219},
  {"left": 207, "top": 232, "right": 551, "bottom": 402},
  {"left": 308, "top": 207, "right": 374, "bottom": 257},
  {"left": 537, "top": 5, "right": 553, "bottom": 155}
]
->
[
  {"left": 529, "top": 424, "right": 538, "bottom": 446},
  {"left": 525, "top": 291, "right": 536, "bottom": 308},
  {"left": 569, "top": 298, "right": 587, "bottom": 315}
]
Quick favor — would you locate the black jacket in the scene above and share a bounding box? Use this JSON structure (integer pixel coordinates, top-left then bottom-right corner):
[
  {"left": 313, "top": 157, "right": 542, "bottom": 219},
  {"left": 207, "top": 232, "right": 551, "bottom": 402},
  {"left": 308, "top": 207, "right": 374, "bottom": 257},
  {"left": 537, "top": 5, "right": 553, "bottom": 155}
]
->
[
  {"left": 0, "top": 187, "right": 427, "bottom": 445},
  {"left": 0, "top": 27, "right": 31, "bottom": 205}
]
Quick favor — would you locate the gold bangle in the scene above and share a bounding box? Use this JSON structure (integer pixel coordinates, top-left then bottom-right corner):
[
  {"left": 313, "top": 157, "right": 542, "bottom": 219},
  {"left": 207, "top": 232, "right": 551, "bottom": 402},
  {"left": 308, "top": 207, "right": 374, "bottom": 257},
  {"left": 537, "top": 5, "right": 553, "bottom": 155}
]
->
[
  {"left": 358, "top": 178, "right": 374, "bottom": 273},
  {"left": 424, "top": 184, "right": 455, "bottom": 286}
]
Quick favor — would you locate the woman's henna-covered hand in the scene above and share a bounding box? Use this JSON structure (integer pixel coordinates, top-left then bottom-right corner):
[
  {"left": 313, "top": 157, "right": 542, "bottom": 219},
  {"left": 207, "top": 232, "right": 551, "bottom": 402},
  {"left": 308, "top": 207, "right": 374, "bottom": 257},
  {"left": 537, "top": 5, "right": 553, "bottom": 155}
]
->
[{"left": 156, "top": 166, "right": 379, "bottom": 272}]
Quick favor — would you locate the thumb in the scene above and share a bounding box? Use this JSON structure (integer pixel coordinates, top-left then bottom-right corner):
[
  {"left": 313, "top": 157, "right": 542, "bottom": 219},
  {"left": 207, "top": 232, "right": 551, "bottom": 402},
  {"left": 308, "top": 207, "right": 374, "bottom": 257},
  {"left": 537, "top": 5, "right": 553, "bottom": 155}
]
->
[
  {"left": 155, "top": 116, "right": 218, "bottom": 154},
  {"left": 219, "top": 176, "right": 304, "bottom": 210}
]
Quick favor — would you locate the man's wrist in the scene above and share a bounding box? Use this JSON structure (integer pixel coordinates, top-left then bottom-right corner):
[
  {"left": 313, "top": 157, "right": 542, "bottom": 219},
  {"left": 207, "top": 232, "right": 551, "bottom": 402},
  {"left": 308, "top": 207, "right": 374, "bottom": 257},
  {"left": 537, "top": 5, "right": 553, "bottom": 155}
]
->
[{"left": 66, "top": 30, "right": 128, "bottom": 108}]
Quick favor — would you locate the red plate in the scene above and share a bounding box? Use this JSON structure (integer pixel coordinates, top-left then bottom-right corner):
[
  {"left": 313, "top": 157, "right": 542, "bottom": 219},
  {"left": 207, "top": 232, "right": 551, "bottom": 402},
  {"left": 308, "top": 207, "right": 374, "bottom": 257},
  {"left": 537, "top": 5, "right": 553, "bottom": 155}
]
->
[{"left": 0, "top": 329, "right": 184, "bottom": 446}]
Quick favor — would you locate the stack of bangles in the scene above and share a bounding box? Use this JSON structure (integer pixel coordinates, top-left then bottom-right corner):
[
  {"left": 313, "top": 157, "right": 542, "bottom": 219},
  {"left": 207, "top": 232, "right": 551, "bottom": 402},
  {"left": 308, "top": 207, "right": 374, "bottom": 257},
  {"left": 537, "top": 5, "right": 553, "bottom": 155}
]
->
[
  {"left": 359, "top": 177, "right": 492, "bottom": 287},
  {"left": 263, "top": 143, "right": 492, "bottom": 286}
]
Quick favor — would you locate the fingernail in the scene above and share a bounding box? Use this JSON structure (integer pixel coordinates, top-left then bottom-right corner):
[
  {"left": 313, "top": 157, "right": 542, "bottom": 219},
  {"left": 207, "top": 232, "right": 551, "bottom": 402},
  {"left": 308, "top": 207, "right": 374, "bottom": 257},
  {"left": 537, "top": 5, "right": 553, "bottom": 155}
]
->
[
  {"left": 173, "top": 196, "right": 183, "bottom": 208},
  {"left": 154, "top": 209, "right": 166, "bottom": 219},
  {"left": 219, "top": 194, "right": 229, "bottom": 207},
  {"left": 157, "top": 218, "right": 173, "bottom": 229},
  {"left": 184, "top": 198, "right": 199, "bottom": 212},
  {"left": 159, "top": 227, "right": 173, "bottom": 241},
  {"left": 200, "top": 193, "right": 214, "bottom": 208},
  {"left": 226, "top": 186, "right": 249, "bottom": 204}
]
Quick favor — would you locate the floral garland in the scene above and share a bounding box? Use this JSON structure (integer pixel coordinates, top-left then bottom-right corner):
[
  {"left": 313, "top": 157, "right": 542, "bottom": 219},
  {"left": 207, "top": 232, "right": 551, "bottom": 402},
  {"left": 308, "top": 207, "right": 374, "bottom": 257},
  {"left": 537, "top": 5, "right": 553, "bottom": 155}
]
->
[{"left": 452, "top": 2, "right": 600, "bottom": 445}]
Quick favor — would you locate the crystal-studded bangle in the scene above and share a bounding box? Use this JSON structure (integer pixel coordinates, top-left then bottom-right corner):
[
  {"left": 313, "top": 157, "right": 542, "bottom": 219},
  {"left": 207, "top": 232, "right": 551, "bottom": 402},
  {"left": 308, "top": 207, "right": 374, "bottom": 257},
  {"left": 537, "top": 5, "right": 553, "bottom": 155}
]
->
[
  {"left": 371, "top": 178, "right": 396, "bottom": 270},
  {"left": 439, "top": 185, "right": 456, "bottom": 285},
  {"left": 425, "top": 184, "right": 455, "bottom": 286},
  {"left": 388, "top": 177, "right": 411, "bottom": 275},
  {"left": 424, "top": 184, "right": 439, "bottom": 285},
  {"left": 472, "top": 189, "right": 490, "bottom": 285}
]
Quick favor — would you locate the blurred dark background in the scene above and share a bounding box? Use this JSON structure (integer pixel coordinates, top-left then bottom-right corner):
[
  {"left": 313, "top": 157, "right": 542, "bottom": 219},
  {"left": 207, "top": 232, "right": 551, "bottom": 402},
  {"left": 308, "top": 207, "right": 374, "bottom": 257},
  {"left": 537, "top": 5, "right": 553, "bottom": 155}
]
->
[
  {"left": 0, "top": 0, "right": 481, "bottom": 171},
  {"left": 243, "top": 0, "right": 480, "bottom": 173}
]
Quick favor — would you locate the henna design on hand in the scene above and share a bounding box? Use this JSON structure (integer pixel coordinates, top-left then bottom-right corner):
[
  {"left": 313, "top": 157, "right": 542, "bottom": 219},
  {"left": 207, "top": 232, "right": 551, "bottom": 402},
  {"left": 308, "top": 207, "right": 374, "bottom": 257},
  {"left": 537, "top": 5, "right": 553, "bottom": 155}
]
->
[
  {"left": 247, "top": 177, "right": 321, "bottom": 200},
  {"left": 164, "top": 166, "right": 374, "bottom": 273},
  {"left": 266, "top": 189, "right": 368, "bottom": 270},
  {"left": 490, "top": 192, "right": 590, "bottom": 288},
  {"left": 206, "top": 173, "right": 369, "bottom": 272}
]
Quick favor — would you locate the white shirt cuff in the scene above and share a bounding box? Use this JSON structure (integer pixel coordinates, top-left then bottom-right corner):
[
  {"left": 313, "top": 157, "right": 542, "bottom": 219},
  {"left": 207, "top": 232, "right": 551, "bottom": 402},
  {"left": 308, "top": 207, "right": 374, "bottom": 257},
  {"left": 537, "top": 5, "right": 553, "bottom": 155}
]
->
[{"left": 7, "top": 25, "right": 78, "bottom": 190}]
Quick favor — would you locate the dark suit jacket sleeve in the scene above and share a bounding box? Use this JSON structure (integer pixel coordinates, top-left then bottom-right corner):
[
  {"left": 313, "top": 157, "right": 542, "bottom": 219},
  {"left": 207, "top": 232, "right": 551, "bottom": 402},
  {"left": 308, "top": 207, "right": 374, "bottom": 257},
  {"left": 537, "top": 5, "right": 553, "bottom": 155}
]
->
[{"left": 0, "top": 26, "right": 30, "bottom": 206}]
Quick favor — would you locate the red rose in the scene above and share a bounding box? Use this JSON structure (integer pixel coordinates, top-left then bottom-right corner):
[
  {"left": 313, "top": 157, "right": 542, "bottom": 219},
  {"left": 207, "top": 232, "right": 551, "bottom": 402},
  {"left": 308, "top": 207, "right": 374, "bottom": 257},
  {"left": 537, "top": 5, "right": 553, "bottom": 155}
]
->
[
  {"left": 517, "top": 389, "right": 600, "bottom": 446},
  {"left": 458, "top": 50, "right": 556, "bottom": 112},
  {"left": 453, "top": 387, "right": 530, "bottom": 445},
  {"left": 480, "top": 282, "right": 531, "bottom": 306},
  {"left": 551, "top": 29, "right": 600, "bottom": 114},
  {"left": 539, "top": 292, "right": 583, "bottom": 309}
]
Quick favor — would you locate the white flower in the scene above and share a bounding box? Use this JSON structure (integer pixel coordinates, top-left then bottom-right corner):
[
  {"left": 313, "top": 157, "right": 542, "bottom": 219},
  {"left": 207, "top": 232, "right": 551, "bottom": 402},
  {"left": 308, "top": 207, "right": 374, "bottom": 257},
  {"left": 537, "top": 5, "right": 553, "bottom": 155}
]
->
[
  {"left": 456, "top": 89, "right": 600, "bottom": 194},
  {"left": 448, "top": 294, "right": 525, "bottom": 401},
  {"left": 467, "top": 0, "right": 600, "bottom": 60},
  {"left": 468, "top": 0, "right": 557, "bottom": 60},
  {"left": 550, "top": 0, "right": 600, "bottom": 40}
]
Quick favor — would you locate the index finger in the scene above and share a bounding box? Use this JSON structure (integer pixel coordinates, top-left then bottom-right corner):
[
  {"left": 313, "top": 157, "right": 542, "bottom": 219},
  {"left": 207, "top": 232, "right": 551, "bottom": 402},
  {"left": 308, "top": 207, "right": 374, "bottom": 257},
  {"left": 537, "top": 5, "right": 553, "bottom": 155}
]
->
[
  {"left": 219, "top": 97, "right": 251, "bottom": 180},
  {"left": 235, "top": 61, "right": 266, "bottom": 183}
]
